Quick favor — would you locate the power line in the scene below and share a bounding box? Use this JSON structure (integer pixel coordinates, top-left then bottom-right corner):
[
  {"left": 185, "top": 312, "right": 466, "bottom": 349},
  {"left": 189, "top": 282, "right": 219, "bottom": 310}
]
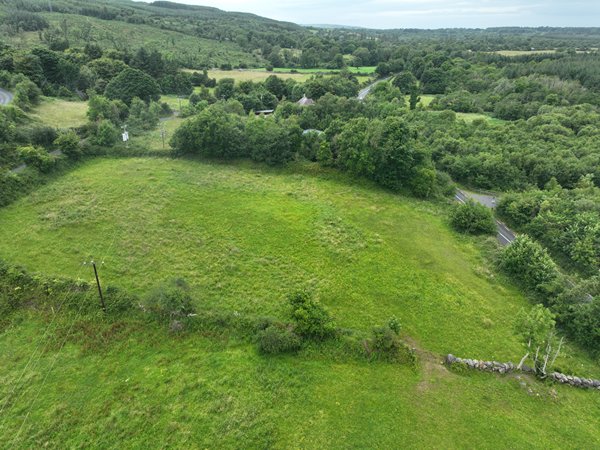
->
[{"left": 8, "top": 228, "right": 122, "bottom": 443}]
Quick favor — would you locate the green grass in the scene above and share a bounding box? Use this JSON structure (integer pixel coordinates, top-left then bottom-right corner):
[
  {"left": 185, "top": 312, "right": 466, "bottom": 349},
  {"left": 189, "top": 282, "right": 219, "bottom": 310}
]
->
[
  {"left": 201, "top": 69, "right": 314, "bottom": 83},
  {"left": 490, "top": 50, "right": 557, "bottom": 56},
  {"left": 264, "top": 67, "right": 377, "bottom": 75},
  {"left": 30, "top": 98, "right": 88, "bottom": 129},
  {"left": 134, "top": 116, "right": 184, "bottom": 152},
  {"left": 456, "top": 112, "right": 505, "bottom": 124},
  {"left": 199, "top": 69, "right": 371, "bottom": 85},
  {"left": 404, "top": 94, "right": 435, "bottom": 108},
  {"left": 1, "top": 313, "right": 599, "bottom": 448},
  {"left": 0, "top": 158, "right": 599, "bottom": 447}
]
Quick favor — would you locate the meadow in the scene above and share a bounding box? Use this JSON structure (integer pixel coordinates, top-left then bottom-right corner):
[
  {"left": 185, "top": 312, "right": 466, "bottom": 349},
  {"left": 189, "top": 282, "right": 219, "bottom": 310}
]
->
[
  {"left": 491, "top": 50, "right": 557, "bottom": 56},
  {"left": 202, "top": 69, "right": 372, "bottom": 85},
  {"left": 0, "top": 157, "right": 599, "bottom": 447},
  {"left": 206, "top": 69, "right": 314, "bottom": 83},
  {"left": 30, "top": 98, "right": 88, "bottom": 129}
]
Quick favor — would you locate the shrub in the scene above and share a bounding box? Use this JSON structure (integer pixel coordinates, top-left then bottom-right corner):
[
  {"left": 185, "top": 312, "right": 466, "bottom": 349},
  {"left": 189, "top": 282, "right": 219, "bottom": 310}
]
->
[
  {"left": 13, "top": 79, "right": 42, "bottom": 110},
  {"left": 288, "top": 290, "right": 336, "bottom": 340},
  {"left": 388, "top": 316, "right": 401, "bottom": 335},
  {"left": 370, "top": 326, "right": 403, "bottom": 358},
  {"left": 169, "top": 107, "right": 245, "bottom": 157},
  {"left": 499, "top": 235, "right": 561, "bottom": 296},
  {"left": 257, "top": 323, "right": 301, "bottom": 354},
  {"left": 144, "top": 279, "right": 195, "bottom": 323},
  {"left": 104, "top": 286, "right": 135, "bottom": 315},
  {"left": 14, "top": 125, "right": 57, "bottom": 147},
  {"left": 450, "top": 200, "right": 496, "bottom": 235},
  {"left": 54, "top": 130, "right": 82, "bottom": 159},
  {"left": 94, "top": 120, "right": 119, "bottom": 147},
  {"left": 18, "top": 146, "right": 55, "bottom": 173},
  {"left": 245, "top": 116, "right": 302, "bottom": 165},
  {"left": 368, "top": 324, "right": 416, "bottom": 364}
]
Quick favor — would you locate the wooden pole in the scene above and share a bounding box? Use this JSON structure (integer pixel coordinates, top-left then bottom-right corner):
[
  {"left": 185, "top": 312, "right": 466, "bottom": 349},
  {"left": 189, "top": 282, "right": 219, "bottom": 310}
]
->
[{"left": 91, "top": 261, "right": 106, "bottom": 312}]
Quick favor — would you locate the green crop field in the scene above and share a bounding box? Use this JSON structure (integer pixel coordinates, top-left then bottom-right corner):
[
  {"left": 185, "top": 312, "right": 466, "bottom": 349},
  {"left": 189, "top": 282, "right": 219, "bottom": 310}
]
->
[{"left": 0, "top": 158, "right": 599, "bottom": 447}]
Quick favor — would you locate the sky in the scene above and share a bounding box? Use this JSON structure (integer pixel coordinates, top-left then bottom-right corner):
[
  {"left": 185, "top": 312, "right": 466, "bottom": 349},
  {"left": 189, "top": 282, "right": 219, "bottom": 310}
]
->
[{"left": 142, "top": 0, "right": 600, "bottom": 29}]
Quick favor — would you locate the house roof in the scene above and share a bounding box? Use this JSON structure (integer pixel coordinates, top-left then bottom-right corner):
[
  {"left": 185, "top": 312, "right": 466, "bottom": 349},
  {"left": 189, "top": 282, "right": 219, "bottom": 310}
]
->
[{"left": 297, "top": 95, "right": 315, "bottom": 106}]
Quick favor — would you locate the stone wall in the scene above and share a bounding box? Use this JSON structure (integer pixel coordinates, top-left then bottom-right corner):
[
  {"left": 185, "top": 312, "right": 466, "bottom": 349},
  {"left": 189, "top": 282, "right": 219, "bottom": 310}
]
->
[{"left": 445, "top": 354, "right": 600, "bottom": 390}]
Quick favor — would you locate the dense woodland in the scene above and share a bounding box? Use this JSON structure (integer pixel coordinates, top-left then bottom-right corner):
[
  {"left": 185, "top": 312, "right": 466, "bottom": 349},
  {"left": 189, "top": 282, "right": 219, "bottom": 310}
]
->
[{"left": 0, "top": 0, "right": 599, "bottom": 356}]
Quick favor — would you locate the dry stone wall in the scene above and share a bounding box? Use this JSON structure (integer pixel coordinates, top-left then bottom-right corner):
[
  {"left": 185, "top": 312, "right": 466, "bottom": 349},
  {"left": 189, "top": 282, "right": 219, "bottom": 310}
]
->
[{"left": 445, "top": 354, "right": 600, "bottom": 390}]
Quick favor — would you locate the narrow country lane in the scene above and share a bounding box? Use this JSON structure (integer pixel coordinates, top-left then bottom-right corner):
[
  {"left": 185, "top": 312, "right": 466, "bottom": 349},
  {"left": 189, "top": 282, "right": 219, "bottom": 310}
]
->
[{"left": 0, "top": 87, "right": 13, "bottom": 105}]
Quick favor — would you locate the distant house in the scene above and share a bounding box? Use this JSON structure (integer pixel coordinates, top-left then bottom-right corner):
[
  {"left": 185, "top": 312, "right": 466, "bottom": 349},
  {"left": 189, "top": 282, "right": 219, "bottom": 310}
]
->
[
  {"left": 255, "top": 109, "right": 274, "bottom": 116},
  {"left": 297, "top": 94, "right": 315, "bottom": 106}
]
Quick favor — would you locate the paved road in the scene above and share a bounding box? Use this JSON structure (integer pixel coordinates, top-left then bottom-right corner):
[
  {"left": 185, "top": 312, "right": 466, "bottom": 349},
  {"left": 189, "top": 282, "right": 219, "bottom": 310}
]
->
[
  {"left": 0, "top": 87, "right": 13, "bottom": 106},
  {"left": 357, "top": 77, "right": 390, "bottom": 100},
  {"left": 454, "top": 189, "right": 516, "bottom": 246}
]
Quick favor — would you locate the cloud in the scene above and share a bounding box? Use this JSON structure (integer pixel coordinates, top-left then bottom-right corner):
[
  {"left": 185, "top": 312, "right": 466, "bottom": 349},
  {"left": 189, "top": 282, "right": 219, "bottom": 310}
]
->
[{"left": 138, "top": 0, "right": 599, "bottom": 28}]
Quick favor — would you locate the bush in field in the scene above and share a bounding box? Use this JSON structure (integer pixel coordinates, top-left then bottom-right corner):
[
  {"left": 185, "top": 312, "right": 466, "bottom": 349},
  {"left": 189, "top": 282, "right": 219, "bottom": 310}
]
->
[
  {"left": 245, "top": 116, "right": 302, "bottom": 165},
  {"left": 145, "top": 279, "right": 195, "bottom": 323},
  {"left": 94, "top": 120, "right": 119, "bottom": 147},
  {"left": 169, "top": 107, "right": 245, "bottom": 157},
  {"left": 128, "top": 97, "right": 160, "bottom": 133},
  {"left": 368, "top": 319, "right": 416, "bottom": 363},
  {"left": 54, "top": 130, "right": 82, "bottom": 159},
  {"left": 288, "top": 290, "right": 336, "bottom": 340},
  {"left": 450, "top": 200, "right": 496, "bottom": 235},
  {"left": 370, "top": 326, "right": 403, "bottom": 359},
  {"left": 18, "top": 146, "right": 55, "bottom": 172},
  {"left": 499, "top": 235, "right": 561, "bottom": 295},
  {"left": 87, "top": 95, "right": 128, "bottom": 124},
  {"left": 257, "top": 323, "right": 302, "bottom": 354},
  {"left": 104, "top": 68, "right": 160, "bottom": 105}
]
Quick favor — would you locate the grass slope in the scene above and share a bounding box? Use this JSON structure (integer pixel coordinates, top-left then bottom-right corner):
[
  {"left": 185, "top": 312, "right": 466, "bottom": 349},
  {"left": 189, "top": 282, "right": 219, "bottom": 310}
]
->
[
  {"left": 0, "top": 158, "right": 599, "bottom": 447},
  {"left": 6, "top": 12, "right": 260, "bottom": 68},
  {"left": 0, "top": 157, "right": 597, "bottom": 365},
  {"left": 30, "top": 97, "right": 88, "bottom": 129}
]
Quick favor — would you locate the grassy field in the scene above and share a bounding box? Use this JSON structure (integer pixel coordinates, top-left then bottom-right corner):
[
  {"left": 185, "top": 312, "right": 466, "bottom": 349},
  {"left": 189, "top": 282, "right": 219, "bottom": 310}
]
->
[
  {"left": 491, "top": 50, "right": 557, "bottom": 56},
  {"left": 456, "top": 112, "right": 505, "bottom": 124},
  {"left": 265, "top": 67, "right": 377, "bottom": 74},
  {"left": 134, "top": 116, "right": 184, "bottom": 152},
  {"left": 199, "top": 69, "right": 372, "bottom": 85},
  {"left": 405, "top": 94, "right": 436, "bottom": 108},
  {"left": 0, "top": 158, "right": 599, "bottom": 447},
  {"left": 30, "top": 98, "right": 88, "bottom": 129},
  {"left": 205, "top": 69, "right": 314, "bottom": 83}
]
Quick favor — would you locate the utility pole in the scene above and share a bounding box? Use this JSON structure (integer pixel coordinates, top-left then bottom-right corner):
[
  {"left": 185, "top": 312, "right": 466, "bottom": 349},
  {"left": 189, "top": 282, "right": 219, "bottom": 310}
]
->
[
  {"left": 48, "top": 0, "right": 53, "bottom": 12},
  {"left": 85, "top": 261, "right": 106, "bottom": 312},
  {"left": 160, "top": 124, "right": 166, "bottom": 149}
]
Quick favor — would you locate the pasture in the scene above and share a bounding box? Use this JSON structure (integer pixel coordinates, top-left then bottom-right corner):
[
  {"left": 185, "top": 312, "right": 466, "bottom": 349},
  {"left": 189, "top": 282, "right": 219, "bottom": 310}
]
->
[
  {"left": 0, "top": 157, "right": 599, "bottom": 448},
  {"left": 30, "top": 98, "right": 88, "bottom": 129}
]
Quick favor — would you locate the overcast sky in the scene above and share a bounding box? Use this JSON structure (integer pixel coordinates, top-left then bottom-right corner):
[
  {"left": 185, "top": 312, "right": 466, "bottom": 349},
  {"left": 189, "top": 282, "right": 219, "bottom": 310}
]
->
[{"left": 141, "top": 0, "right": 599, "bottom": 28}]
